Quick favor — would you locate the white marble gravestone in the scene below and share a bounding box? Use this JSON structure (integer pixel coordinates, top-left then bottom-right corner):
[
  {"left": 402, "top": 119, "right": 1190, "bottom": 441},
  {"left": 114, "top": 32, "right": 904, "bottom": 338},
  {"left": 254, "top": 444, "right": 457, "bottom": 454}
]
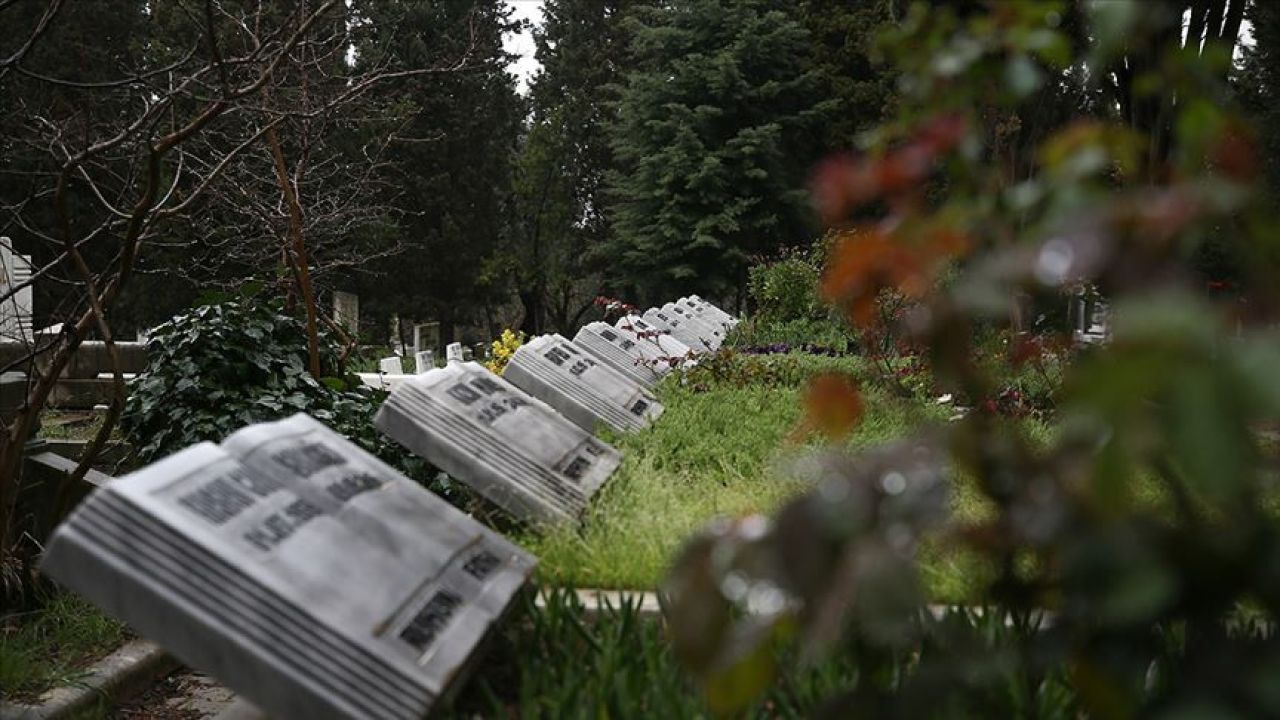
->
[
  {"left": 379, "top": 356, "right": 403, "bottom": 375},
  {"left": 414, "top": 350, "right": 435, "bottom": 374},
  {"left": 572, "top": 322, "right": 665, "bottom": 387},
  {"left": 41, "top": 413, "right": 535, "bottom": 720},
  {"left": 614, "top": 314, "right": 694, "bottom": 368},
  {"left": 446, "top": 342, "right": 465, "bottom": 364},
  {"left": 662, "top": 302, "right": 724, "bottom": 349},
  {"left": 332, "top": 291, "right": 359, "bottom": 337},
  {"left": 642, "top": 307, "right": 711, "bottom": 352},
  {"left": 680, "top": 295, "right": 737, "bottom": 330},
  {"left": 0, "top": 239, "right": 34, "bottom": 343},
  {"left": 375, "top": 362, "right": 621, "bottom": 524},
  {"left": 503, "top": 334, "right": 664, "bottom": 434}
]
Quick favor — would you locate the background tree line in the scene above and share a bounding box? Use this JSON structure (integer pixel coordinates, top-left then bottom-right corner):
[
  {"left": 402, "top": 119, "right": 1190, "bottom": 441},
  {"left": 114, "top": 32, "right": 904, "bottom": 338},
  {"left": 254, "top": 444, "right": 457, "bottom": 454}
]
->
[{"left": 4, "top": 0, "right": 1272, "bottom": 349}]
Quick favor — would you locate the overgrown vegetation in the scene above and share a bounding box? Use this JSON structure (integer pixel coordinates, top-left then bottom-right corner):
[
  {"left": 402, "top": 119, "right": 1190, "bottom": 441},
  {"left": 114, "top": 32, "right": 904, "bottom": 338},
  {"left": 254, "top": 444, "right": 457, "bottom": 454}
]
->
[
  {"left": 120, "top": 298, "right": 451, "bottom": 500},
  {"left": 0, "top": 593, "right": 125, "bottom": 703}
]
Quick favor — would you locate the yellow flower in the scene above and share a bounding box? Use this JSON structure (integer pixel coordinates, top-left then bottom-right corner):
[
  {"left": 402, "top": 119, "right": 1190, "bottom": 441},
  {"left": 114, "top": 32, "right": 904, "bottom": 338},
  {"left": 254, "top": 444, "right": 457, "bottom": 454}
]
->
[{"left": 484, "top": 329, "right": 525, "bottom": 375}]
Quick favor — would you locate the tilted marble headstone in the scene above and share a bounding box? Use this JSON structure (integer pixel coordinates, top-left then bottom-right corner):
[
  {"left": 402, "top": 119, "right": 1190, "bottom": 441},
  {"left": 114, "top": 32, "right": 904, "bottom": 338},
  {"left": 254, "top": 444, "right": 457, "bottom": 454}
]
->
[
  {"left": 0, "top": 239, "right": 34, "bottom": 343},
  {"left": 41, "top": 413, "right": 535, "bottom": 720},
  {"left": 446, "top": 342, "right": 465, "bottom": 364},
  {"left": 375, "top": 362, "right": 621, "bottom": 524},
  {"left": 614, "top": 315, "right": 694, "bottom": 369},
  {"left": 642, "top": 307, "right": 711, "bottom": 352},
  {"left": 572, "top": 322, "right": 665, "bottom": 387},
  {"left": 332, "top": 291, "right": 359, "bottom": 337},
  {"left": 662, "top": 302, "right": 724, "bottom": 349},
  {"left": 414, "top": 350, "right": 435, "bottom": 374},
  {"left": 680, "top": 295, "right": 738, "bottom": 330},
  {"left": 503, "top": 334, "right": 663, "bottom": 434},
  {"left": 379, "top": 356, "right": 403, "bottom": 375}
]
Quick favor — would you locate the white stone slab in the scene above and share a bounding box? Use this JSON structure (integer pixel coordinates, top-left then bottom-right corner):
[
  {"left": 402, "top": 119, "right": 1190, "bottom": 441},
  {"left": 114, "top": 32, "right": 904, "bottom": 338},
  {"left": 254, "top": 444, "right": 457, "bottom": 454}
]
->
[
  {"left": 0, "top": 239, "right": 34, "bottom": 344},
  {"left": 414, "top": 350, "right": 435, "bottom": 374},
  {"left": 356, "top": 373, "right": 415, "bottom": 392},
  {"left": 614, "top": 315, "right": 694, "bottom": 367},
  {"left": 503, "top": 334, "right": 663, "bottom": 434},
  {"left": 379, "top": 357, "right": 402, "bottom": 375},
  {"left": 661, "top": 302, "right": 724, "bottom": 349},
  {"left": 642, "top": 307, "right": 712, "bottom": 352},
  {"left": 572, "top": 322, "right": 666, "bottom": 387},
  {"left": 445, "top": 342, "right": 465, "bottom": 364},
  {"left": 375, "top": 362, "right": 621, "bottom": 525},
  {"left": 41, "top": 413, "right": 535, "bottom": 720},
  {"left": 413, "top": 323, "right": 439, "bottom": 355},
  {"left": 680, "top": 295, "right": 738, "bottom": 329},
  {"left": 332, "top": 291, "right": 359, "bottom": 336}
]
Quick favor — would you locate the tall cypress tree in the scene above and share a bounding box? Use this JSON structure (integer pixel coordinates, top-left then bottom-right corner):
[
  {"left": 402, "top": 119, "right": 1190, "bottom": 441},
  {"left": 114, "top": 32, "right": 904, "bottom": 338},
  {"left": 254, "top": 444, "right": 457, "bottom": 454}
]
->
[{"left": 605, "top": 0, "right": 830, "bottom": 305}]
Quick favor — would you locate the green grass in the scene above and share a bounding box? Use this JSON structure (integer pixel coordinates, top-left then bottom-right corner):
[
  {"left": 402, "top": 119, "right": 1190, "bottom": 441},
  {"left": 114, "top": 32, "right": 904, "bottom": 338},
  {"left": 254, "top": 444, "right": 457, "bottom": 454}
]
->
[
  {"left": 0, "top": 593, "right": 126, "bottom": 703},
  {"left": 519, "top": 353, "right": 968, "bottom": 593}
]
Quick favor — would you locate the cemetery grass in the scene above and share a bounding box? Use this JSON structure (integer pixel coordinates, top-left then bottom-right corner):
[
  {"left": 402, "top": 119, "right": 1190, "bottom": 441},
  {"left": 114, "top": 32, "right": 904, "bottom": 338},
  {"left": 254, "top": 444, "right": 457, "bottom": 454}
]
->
[
  {"left": 519, "top": 353, "right": 1013, "bottom": 603},
  {"left": 0, "top": 593, "right": 126, "bottom": 702}
]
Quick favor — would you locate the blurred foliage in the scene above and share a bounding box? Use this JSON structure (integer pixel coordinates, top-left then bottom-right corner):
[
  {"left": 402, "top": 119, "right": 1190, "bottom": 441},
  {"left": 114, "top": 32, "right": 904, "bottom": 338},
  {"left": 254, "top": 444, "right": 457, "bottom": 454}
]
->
[
  {"left": 447, "top": 588, "right": 1092, "bottom": 719},
  {"left": 120, "top": 299, "right": 457, "bottom": 502},
  {"left": 664, "top": 1, "right": 1280, "bottom": 717}
]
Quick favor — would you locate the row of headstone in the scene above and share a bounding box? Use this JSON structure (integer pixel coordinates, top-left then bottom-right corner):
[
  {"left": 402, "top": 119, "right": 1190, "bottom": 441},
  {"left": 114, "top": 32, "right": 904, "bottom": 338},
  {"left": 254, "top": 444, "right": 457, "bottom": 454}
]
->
[
  {"left": 374, "top": 295, "right": 736, "bottom": 527},
  {"left": 40, "top": 294, "right": 738, "bottom": 719}
]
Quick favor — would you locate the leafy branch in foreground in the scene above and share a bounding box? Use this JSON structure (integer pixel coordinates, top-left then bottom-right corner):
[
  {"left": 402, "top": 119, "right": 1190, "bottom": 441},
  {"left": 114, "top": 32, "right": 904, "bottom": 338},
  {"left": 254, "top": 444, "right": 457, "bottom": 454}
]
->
[{"left": 664, "top": 2, "right": 1280, "bottom": 717}]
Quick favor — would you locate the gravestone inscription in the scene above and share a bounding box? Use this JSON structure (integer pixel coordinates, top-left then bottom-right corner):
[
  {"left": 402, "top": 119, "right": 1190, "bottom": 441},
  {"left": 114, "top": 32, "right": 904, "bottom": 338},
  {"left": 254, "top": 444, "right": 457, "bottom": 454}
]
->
[
  {"left": 446, "top": 342, "right": 465, "bottom": 364},
  {"left": 375, "top": 362, "right": 621, "bottom": 524},
  {"left": 642, "top": 307, "right": 710, "bottom": 352}
]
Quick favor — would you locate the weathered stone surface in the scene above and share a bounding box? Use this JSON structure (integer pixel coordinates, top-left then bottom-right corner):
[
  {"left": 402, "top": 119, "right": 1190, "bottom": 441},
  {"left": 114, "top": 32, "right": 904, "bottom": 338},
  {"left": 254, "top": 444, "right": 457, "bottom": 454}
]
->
[
  {"left": 572, "top": 322, "right": 665, "bottom": 387},
  {"left": 41, "top": 414, "right": 535, "bottom": 720},
  {"left": 375, "top": 362, "right": 621, "bottom": 524},
  {"left": 661, "top": 302, "right": 724, "bottom": 349},
  {"left": 503, "top": 334, "right": 663, "bottom": 434},
  {"left": 641, "top": 307, "right": 711, "bottom": 352},
  {"left": 414, "top": 350, "right": 435, "bottom": 374},
  {"left": 446, "top": 342, "right": 465, "bottom": 364},
  {"left": 0, "top": 239, "right": 33, "bottom": 344},
  {"left": 379, "top": 356, "right": 403, "bottom": 375},
  {"left": 614, "top": 315, "right": 694, "bottom": 366},
  {"left": 333, "top": 291, "right": 359, "bottom": 336}
]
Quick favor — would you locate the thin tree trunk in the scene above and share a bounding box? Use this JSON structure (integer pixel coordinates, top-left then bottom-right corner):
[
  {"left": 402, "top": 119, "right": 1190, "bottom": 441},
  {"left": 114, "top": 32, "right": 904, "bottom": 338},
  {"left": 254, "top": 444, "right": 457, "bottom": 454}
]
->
[{"left": 265, "top": 124, "right": 323, "bottom": 378}]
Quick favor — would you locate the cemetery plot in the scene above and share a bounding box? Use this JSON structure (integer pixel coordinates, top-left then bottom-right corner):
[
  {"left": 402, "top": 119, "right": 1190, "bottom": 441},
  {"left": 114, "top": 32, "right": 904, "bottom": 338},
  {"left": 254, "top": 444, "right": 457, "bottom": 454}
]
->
[
  {"left": 572, "top": 322, "right": 666, "bottom": 387},
  {"left": 503, "top": 334, "right": 664, "bottom": 434},
  {"left": 679, "top": 295, "right": 737, "bottom": 330},
  {"left": 641, "top": 307, "right": 712, "bottom": 352},
  {"left": 661, "top": 302, "right": 724, "bottom": 349},
  {"left": 446, "top": 342, "right": 465, "bottom": 364},
  {"left": 375, "top": 362, "right": 621, "bottom": 524},
  {"left": 40, "top": 413, "right": 535, "bottom": 720},
  {"left": 615, "top": 314, "right": 695, "bottom": 364}
]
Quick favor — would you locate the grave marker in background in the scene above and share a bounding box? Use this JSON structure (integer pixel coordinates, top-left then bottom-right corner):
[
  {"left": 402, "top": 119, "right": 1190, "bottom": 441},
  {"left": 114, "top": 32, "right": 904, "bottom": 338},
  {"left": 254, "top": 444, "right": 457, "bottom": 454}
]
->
[
  {"left": 332, "top": 292, "right": 359, "bottom": 337},
  {"left": 446, "top": 342, "right": 465, "bottom": 364},
  {"left": 503, "top": 334, "right": 663, "bottom": 434},
  {"left": 572, "top": 322, "right": 665, "bottom": 387},
  {"left": 375, "top": 362, "right": 621, "bottom": 524},
  {"left": 0, "top": 238, "right": 34, "bottom": 343},
  {"left": 615, "top": 315, "right": 694, "bottom": 367},
  {"left": 642, "top": 307, "right": 708, "bottom": 352},
  {"left": 413, "top": 322, "right": 440, "bottom": 356},
  {"left": 379, "top": 357, "right": 402, "bottom": 375},
  {"left": 41, "top": 413, "right": 536, "bottom": 720},
  {"left": 662, "top": 302, "right": 723, "bottom": 349},
  {"left": 414, "top": 350, "right": 435, "bottom": 374}
]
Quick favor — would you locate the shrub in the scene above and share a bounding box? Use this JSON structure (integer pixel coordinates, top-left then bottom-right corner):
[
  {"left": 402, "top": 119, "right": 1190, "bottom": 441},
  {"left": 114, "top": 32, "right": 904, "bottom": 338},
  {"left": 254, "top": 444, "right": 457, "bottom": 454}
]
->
[
  {"left": 485, "top": 329, "right": 525, "bottom": 375},
  {"left": 747, "top": 243, "right": 827, "bottom": 323},
  {"left": 121, "top": 299, "right": 448, "bottom": 498}
]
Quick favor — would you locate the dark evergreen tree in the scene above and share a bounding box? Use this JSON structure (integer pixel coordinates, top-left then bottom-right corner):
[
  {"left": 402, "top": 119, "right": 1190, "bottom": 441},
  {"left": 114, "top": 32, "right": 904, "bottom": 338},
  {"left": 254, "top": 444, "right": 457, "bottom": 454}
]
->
[
  {"left": 350, "top": 0, "right": 524, "bottom": 344},
  {"left": 511, "top": 0, "right": 634, "bottom": 334},
  {"left": 605, "top": 0, "right": 831, "bottom": 305}
]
